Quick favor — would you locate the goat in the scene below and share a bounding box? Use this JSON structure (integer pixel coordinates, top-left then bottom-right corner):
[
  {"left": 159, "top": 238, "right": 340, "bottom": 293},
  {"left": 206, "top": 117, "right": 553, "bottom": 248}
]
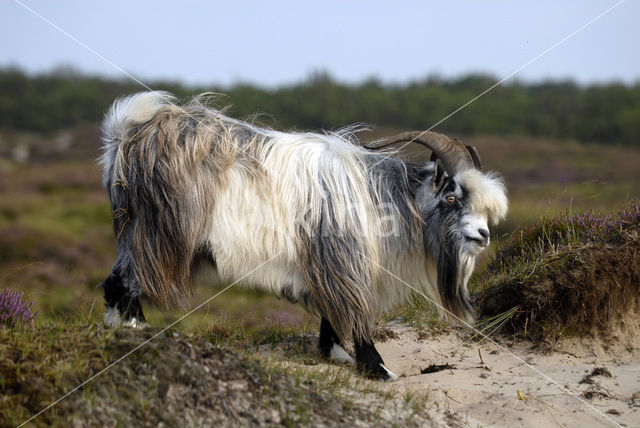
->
[{"left": 99, "top": 91, "right": 508, "bottom": 380}]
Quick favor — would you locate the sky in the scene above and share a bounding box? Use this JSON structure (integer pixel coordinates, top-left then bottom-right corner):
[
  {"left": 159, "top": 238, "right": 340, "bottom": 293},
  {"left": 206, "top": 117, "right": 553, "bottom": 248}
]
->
[{"left": 1, "top": 1, "right": 639, "bottom": 88}]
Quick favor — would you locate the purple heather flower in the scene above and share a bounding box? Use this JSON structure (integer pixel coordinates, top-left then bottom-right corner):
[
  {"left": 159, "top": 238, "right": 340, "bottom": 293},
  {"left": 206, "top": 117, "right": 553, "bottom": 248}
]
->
[
  {"left": 0, "top": 288, "right": 39, "bottom": 328},
  {"left": 488, "top": 199, "right": 640, "bottom": 274}
]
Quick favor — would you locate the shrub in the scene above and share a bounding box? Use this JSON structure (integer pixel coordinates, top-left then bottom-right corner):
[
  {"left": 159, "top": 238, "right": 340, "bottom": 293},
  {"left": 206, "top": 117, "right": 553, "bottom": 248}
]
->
[
  {"left": 487, "top": 198, "right": 640, "bottom": 275},
  {"left": 475, "top": 199, "right": 640, "bottom": 342},
  {"left": 0, "top": 288, "right": 39, "bottom": 328}
]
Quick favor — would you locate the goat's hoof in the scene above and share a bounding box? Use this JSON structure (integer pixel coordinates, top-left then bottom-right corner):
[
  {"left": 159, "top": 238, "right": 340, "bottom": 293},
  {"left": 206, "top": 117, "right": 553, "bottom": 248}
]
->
[
  {"left": 104, "top": 306, "right": 121, "bottom": 328},
  {"left": 379, "top": 364, "right": 399, "bottom": 382},
  {"left": 360, "top": 363, "right": 399, "bottom": 382},
  {"left": 329, "top": 343, "right": 355, "bottom": 365},
  {"left": 122, "top": 317, "right": 147, "bottom": 329},
  {"left": 103, "top": 307, "right": 147, "bottom": 329}
]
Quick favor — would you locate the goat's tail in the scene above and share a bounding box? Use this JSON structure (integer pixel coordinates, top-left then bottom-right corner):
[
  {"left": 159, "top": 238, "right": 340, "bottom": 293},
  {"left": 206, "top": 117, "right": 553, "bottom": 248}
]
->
[{"left": 99, "top": 91, "right": 175, "bottom": 185}]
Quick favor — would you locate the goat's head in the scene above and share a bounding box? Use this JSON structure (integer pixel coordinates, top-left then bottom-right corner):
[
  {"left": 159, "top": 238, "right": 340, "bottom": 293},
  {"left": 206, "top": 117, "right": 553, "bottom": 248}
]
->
[{"left": 384, "top": 131, "right": 508, "bottom": 322}]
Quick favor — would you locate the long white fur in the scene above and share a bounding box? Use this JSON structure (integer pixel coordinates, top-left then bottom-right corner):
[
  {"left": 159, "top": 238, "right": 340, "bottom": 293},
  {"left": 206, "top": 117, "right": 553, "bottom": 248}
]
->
[
  {"left": 458, "top": 169, "right": 508, "bottom": 225},
  {"left": 205, "top": 130, "right": 381, "bottom": 295}
]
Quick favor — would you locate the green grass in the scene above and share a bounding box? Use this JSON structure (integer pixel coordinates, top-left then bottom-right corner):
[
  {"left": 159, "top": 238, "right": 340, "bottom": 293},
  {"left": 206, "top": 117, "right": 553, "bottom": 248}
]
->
[
  {"left": 384, "top": 294, "right": 445, "bottom": 331},
  {"left": 0, "top": 321, "right": 112, "bottom": 426}
]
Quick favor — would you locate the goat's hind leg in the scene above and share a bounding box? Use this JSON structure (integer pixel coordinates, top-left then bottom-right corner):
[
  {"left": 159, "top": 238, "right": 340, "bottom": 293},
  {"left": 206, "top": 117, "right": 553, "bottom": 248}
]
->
[
  {"left": 102, "top": 270, "right": 146, "bottom": 328},
  {"left": 318, "top": 317, "right": 354, "bottom": 365},
  {"left": 354, "top": 335, "right": 398, "bottom": 382}
]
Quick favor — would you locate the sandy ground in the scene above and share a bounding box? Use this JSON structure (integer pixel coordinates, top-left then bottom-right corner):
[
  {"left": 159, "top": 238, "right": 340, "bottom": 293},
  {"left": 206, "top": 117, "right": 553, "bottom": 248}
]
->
[{"left": 373, "top": 324, "right": 640, "bottom": 427}]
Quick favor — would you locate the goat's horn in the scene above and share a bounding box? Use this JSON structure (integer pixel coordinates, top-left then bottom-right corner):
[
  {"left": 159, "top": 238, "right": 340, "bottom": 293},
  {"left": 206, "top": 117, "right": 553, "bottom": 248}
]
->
[
  {"left": 465, "top": 144, "right": 482, "bottom": 170},
  {"left": 369, "top": 131, "right": 481, "bottom": 174}
]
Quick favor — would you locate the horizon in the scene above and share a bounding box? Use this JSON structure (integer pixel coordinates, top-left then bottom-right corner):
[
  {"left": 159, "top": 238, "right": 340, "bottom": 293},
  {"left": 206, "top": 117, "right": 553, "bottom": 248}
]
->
[{"left": 2, "top": 64, "right": 638, "bottom": 90}]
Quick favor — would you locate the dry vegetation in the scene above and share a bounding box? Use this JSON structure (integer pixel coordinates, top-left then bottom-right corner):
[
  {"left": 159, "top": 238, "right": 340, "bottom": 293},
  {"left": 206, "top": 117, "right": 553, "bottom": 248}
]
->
[
  {"left": 3, "top": 324, "right": 436, "bottom": 427},
  {"left": 476, "top": 200, "right": 640, "bottom": 344}
]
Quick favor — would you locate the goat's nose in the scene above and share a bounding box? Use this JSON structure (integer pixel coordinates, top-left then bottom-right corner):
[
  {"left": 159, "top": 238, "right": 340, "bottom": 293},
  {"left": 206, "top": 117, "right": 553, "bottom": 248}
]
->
[{"left": 478, "top": 228, "right": 490, "bottom": 243}]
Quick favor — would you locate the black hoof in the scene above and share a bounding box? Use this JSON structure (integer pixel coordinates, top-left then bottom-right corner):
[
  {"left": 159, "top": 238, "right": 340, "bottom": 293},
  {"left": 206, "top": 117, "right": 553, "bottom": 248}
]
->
[
  {"left": 359, "top": 362, "right": 399, "bottom": 382},
  {"left": 354, "top": 337, "right": 398, "bottom": 381}
]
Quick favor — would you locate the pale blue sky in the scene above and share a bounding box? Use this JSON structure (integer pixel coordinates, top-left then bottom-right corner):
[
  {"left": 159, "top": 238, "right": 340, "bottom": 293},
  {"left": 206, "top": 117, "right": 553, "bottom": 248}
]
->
[{"left": 1, "top": 1, "right": 638, "bottom": 87}]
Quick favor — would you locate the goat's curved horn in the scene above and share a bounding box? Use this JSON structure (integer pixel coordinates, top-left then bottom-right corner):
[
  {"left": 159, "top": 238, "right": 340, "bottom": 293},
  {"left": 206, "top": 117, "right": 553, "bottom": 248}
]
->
[
  {"left": 366, "top": 131, "right": 481, "bottom": 173},
  {"left": 465, "top": 144, "right": 482, "bottom": 170}
]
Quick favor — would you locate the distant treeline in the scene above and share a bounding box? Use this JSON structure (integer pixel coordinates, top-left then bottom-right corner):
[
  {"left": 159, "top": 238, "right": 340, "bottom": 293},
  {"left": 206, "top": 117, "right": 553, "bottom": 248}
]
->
[{"left": 1, "top": 67, "right": 639, "bottom": 146}]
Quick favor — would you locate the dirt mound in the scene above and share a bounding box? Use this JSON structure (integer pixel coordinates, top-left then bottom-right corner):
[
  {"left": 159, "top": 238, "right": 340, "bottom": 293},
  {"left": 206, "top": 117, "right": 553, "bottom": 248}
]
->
[
  {"left": 13, "top": 327, "right": 395, "bottom": 427},
  {"left": 5, "top": 326, "right": 418, "bottom": 427},
  {"left": 477, "top": 203, "right": 640, "bottom": 346}
]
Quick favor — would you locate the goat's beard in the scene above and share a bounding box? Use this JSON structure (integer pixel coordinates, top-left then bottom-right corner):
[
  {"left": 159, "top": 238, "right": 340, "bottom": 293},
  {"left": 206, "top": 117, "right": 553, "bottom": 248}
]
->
[{"left": 436, "top": 236, "right": 476, "bottom": 323}]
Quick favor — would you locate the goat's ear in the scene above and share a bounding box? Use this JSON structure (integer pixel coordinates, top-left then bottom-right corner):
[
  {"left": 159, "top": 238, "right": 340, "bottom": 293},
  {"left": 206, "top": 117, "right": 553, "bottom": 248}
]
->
[{"left": 433, "top": 158, "right": 447, "bottom": 190}]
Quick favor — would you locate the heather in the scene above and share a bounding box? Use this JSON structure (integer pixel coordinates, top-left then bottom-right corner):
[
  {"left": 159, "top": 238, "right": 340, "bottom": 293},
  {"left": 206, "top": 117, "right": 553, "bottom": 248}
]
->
[
  {"left": 0, "top": 288, "right": 39, "bottom": 328},
  {"left": 486, "top": 198, "right": 640, "bottom": 276}
]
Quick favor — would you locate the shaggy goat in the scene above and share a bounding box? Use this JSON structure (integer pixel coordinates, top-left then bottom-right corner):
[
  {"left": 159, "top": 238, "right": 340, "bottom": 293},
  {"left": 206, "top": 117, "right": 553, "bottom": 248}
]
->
[{"left": 99, "top": 92, "right": 508, "bottom": 380}]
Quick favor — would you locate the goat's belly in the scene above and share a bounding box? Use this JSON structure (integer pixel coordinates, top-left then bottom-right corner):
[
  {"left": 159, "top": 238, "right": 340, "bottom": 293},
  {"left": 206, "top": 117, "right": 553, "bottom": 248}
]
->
[
  {"left": 204, "top": 178, "right": 306, "bottom": 298},
  {"left": 206, "top": 222, "right": 303, "bottom": 294}
]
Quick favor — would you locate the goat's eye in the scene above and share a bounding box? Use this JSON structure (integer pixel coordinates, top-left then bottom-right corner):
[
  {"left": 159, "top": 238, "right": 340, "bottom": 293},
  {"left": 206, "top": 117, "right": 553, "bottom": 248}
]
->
[{"left": 446, "top": 195, "right": 456, "bottom": 204}]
